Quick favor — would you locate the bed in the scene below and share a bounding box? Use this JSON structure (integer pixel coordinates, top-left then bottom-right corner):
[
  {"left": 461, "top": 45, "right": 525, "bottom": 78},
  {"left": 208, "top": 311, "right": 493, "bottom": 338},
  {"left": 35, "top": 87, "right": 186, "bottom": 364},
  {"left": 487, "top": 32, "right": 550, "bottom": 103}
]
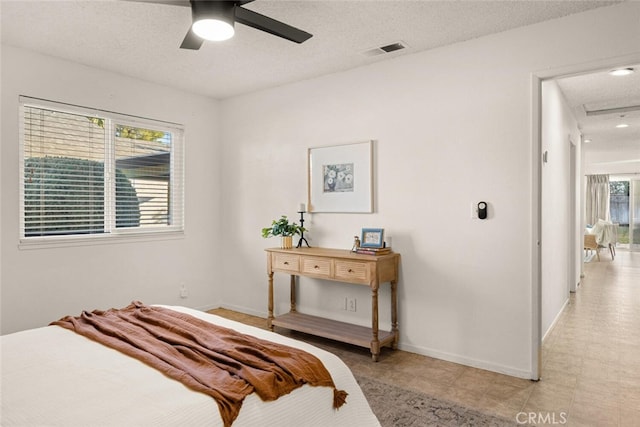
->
[{"left": 1, "top": 304, "right": 380, "bottom": 427}]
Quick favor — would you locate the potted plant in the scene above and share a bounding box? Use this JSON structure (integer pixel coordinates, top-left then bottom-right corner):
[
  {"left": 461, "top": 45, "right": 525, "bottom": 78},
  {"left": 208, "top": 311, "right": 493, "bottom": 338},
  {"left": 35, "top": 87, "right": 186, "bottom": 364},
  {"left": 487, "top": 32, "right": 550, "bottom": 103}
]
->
[{"left": 261, "top": 215, "right": 306, "bottom": 249}]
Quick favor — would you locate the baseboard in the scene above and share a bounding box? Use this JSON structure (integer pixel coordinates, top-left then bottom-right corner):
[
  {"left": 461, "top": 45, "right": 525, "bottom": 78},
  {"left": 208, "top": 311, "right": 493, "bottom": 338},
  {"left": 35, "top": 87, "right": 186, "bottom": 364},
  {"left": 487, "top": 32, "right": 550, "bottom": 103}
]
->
[
  {"left": 210, "top": 303, "right": 535, "bottom": 379},
  {"left": 194, "top": 303, "right": 220, "bottom": 312},
  {"left": 217, "top": 302, "right": 268, "bottom": 319},
  {"left": 398, "top": 342, "right": 533, "bottom": 379},
  {"left": 542, "top": 297, "right": 569, "bottom": 343}
]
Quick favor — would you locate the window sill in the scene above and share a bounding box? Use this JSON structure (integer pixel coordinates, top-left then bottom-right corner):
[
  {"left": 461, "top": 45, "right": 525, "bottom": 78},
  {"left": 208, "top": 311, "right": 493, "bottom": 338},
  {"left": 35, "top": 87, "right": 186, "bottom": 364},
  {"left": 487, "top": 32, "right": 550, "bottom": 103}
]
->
[{"left": 18, "top": 230, "right": 185, "bottom": 250}]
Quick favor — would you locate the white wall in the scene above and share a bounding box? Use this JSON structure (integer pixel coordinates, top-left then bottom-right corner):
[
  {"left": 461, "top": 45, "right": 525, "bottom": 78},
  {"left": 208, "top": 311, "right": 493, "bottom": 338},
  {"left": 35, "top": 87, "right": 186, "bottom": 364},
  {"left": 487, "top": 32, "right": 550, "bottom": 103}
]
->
[
  {"left": 584, "top": 142, "right": 640, "bottom": 175},
  {"left": 1, "top": 46, "right": 222, "bottom": 334},
  {"left": 540, "top": 80, "right": 581, "bottom": 338},
  {"left": 219, "top": 2, "right": 640, "bottom": 378}
]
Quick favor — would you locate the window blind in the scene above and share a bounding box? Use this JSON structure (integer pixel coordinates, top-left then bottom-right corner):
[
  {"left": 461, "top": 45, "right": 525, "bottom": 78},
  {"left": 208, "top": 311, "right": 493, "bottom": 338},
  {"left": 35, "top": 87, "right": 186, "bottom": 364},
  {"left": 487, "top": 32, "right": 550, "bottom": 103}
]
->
[{"left": 20, "top": 98, "right": 184, "bottom": 242}]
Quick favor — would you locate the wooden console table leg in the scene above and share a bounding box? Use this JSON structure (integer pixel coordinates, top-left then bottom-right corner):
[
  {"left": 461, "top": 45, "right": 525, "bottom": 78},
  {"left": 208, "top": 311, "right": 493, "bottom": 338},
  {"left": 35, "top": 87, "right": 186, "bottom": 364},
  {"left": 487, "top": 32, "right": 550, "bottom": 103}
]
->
[
  {"left": 268, "top": 272, "right": 274, "bottom": 331},
  {"left": 391, "top": 279, "right": 399, "bottom": 349},
  {"left": 290, "top": 275, "right": 297, "bottom": 313},
  {"left": 371, "top": 283, "right": 380, "bottom": 362}
]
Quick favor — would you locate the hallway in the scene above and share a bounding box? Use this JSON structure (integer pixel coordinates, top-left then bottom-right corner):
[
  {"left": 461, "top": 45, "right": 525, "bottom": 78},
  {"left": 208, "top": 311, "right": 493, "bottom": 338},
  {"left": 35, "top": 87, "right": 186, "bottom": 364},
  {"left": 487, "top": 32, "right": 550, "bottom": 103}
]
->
[{"left": 540, "top": 250, "right": 640, "bottom": 425}]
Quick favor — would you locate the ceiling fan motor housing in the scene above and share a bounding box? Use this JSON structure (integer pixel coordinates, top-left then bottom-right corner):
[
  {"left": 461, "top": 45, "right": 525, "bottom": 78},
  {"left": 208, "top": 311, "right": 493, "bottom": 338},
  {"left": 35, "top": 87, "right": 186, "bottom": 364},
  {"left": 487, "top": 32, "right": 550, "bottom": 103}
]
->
[
  {"left": 191, "top": 0, "right": 236, "bottom": 28},
  {"left": 178, "top": 0, "right": 311, "bottom": 48}
]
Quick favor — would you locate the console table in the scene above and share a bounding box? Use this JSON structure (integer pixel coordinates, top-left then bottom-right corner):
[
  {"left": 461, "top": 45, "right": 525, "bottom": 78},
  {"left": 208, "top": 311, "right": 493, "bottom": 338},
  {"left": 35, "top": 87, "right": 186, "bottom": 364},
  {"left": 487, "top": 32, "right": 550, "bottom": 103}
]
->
[{"left": 265, "top": 247, "right": 400, "bottom": 361}]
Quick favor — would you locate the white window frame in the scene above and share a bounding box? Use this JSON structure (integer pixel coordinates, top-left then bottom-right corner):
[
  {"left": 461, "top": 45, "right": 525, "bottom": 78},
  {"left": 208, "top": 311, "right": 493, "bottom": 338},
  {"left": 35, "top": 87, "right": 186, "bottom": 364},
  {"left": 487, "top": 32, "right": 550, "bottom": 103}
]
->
[{"left": 19, "top": 97, "right": 185, "bottom": 248}]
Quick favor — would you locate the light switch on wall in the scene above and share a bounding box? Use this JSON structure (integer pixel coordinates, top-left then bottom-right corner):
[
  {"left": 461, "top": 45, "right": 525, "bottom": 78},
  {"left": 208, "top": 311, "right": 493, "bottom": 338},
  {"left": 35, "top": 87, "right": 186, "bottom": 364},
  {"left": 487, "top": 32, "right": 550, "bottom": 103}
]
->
[{"left": 477, "top": 201, "right": 488, "bottom": 219}]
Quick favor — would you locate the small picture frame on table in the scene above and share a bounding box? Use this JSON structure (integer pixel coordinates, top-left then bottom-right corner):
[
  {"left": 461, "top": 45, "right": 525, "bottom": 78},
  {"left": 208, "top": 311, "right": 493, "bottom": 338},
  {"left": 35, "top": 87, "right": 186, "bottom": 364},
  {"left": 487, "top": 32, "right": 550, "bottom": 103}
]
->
[{"left": 360, "top": 228, "right": 384, "bottom": 248}]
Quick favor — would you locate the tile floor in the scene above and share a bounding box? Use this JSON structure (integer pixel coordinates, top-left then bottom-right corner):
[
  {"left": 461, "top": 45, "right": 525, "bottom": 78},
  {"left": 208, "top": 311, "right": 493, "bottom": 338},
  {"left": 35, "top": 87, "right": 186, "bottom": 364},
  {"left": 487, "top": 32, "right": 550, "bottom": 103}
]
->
[{"left": 210, "top": 249, "right": 640, "bottom": 426}]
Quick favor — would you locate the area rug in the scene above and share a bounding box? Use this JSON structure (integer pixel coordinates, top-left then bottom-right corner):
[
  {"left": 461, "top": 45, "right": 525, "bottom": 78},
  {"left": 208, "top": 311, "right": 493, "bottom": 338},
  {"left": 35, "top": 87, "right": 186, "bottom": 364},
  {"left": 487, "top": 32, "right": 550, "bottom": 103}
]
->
[{"left": 356, "top": 375, "right": 518, "bottom": 427}]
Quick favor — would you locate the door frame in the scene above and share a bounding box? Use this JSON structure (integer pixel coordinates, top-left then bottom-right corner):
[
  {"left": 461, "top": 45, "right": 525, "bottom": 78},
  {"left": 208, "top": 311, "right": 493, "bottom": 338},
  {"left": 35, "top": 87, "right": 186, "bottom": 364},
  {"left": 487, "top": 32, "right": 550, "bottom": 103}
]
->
[
  {"left": 569, "top": 137, "right": 578, "bottom": 293},
  {"left": 530, "top": 52, "right": 640, "bottom": 380}
]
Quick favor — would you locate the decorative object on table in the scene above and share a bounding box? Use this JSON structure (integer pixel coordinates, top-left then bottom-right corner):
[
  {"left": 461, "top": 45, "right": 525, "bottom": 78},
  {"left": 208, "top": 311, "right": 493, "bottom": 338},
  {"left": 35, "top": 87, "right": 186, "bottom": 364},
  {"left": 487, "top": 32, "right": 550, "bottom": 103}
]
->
[
  {"left": 351, "top": 235, "right": 361, "bottom": 252},
  {"left": 308, "top": 141, "right": 373, "bottom": 213},
  {"left": 360, "top": 228, "right": 384, "bottom": 248},
  {"left": 296, "top": 203, "right": 310, "bottom": 248},
  {"left": 355, "top": 246, "right": 392, "bottom": 256},
  {"left": 261, "top": 215, "right": 306, "bottom": 249}
]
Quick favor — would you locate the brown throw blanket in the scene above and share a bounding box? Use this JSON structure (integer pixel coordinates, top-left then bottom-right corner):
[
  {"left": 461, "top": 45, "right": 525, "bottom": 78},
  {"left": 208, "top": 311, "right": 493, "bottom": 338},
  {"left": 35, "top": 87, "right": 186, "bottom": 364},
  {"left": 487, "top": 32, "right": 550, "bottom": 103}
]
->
[{"left": 51, "top": 302, "right": 347, "bottom": 427}]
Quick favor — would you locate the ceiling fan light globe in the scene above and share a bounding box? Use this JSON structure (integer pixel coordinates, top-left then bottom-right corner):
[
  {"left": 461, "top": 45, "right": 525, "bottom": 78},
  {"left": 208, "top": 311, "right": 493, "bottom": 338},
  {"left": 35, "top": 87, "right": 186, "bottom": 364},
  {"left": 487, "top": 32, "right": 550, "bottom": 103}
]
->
[{"left": 193, "top": 19, "right": 235, "bottom": 41}]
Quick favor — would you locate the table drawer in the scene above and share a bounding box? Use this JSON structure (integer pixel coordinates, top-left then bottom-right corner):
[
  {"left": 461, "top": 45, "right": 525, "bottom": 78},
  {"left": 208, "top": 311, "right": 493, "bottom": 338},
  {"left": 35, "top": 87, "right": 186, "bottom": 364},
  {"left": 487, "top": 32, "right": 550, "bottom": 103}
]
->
[
  {"left": 301, "top": 257, "right": 332, "bottom": 278},
  {"left": 334, "top": 261, "right": 369, "bottom": 283},
  {"left": 272, "top": 253, "right": 300, "bottom": 272}
]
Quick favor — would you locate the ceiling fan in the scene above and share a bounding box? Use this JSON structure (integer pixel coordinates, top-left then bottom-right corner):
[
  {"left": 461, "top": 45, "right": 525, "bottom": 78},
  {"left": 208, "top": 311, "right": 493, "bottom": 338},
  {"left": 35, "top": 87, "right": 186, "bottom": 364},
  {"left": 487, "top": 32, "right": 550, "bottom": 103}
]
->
[{"left": 130, "top": 0, "right": 312, "bottom": 50}]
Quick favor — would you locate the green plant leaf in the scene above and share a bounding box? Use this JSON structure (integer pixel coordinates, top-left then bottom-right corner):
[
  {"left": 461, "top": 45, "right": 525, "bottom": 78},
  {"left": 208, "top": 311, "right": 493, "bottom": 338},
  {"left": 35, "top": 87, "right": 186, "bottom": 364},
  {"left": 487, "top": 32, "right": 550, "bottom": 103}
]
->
[{"left": 261, "top": 215, "right": 305, "bottom": 237}]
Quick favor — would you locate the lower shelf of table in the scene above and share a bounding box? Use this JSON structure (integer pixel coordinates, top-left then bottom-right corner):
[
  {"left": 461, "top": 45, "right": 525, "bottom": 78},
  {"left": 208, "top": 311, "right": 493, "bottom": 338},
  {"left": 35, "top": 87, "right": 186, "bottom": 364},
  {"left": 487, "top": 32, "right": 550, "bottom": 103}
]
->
[{"left": 270, "top": 311, "right": 396, "bottom": 349}]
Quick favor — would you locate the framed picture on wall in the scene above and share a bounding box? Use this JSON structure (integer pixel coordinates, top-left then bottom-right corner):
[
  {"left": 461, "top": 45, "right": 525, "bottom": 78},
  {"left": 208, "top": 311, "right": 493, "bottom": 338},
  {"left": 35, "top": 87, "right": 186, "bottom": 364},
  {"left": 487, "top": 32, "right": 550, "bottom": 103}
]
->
[{"left": 307, "top": 140, "right": 373, "bottom": 213}]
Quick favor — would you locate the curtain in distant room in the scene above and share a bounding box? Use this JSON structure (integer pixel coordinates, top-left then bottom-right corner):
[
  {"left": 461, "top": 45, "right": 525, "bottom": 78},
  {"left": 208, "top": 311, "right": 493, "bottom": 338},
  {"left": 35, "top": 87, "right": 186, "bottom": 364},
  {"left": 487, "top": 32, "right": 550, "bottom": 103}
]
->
[{"left": 586, "top": 174, "right": 610, "bottom": 225}]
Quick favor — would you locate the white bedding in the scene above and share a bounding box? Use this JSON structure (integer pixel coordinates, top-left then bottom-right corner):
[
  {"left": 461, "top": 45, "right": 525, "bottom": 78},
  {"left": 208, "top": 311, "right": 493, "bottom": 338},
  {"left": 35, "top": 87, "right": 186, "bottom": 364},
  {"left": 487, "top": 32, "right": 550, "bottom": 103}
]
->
[{"left": 1, "top": 305, "right": 380, "bottom": 427}]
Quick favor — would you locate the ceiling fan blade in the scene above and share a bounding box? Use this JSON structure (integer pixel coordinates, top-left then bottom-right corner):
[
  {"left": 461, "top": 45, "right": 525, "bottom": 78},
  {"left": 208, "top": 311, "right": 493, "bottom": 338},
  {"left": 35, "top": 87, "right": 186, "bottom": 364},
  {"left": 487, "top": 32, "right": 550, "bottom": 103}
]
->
[
  {"left": 180, "top": 29, "right": 204, "bottom": 50},
  {"left": 123, "top": 0, "right": 190, "bottom": 7},
  {"left": 235, "top": 7, "right": 312, "bottom": 44}
]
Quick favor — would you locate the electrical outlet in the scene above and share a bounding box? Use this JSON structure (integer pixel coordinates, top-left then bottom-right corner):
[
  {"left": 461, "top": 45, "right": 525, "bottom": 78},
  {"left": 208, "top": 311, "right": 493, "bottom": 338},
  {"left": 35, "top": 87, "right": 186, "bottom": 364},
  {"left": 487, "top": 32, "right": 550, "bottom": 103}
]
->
[
  {"left": 180, "top": 283, "right": 188, "bottom": 299},
  {"left": 347, "top": 297, "right": 356, "bottom": 312}
]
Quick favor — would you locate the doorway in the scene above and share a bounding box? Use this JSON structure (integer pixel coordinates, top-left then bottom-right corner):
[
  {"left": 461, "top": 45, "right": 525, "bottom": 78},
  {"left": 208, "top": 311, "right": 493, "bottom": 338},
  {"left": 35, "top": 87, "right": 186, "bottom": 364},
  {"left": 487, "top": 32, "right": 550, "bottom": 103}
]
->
[{"left": 533, "top": 55, "right": 640, "bottom": 381}]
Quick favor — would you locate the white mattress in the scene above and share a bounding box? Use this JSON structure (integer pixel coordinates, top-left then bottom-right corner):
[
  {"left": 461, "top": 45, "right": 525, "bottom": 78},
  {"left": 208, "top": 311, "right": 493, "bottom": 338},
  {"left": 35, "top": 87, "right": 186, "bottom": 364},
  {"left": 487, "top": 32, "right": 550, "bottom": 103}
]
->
[{"left": 1, "top": 305, "right": 380, "bottom": 427}]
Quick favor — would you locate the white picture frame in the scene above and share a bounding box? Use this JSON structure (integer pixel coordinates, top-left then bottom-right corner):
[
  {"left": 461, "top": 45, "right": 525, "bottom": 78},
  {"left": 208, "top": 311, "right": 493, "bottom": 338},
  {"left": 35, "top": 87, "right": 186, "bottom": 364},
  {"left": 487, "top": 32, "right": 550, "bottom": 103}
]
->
[{"left": 307, "top": 141, "right": 373, "bottom": 213}]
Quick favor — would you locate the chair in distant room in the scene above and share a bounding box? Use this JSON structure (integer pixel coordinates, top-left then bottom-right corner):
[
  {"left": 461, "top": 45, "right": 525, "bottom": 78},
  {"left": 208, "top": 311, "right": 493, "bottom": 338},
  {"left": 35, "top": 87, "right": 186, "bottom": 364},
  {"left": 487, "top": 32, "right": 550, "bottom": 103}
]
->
[
  {"left": 584, "top": 221, "right": 618, "bottom": 261},
  {"left": 584, "top": 234, "right": 600, "bottom": 261}
]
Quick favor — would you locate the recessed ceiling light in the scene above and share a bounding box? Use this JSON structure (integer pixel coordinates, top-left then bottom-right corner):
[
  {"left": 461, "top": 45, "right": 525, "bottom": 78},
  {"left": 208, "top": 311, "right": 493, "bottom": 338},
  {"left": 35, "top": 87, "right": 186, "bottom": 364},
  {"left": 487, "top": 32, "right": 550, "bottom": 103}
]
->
[
  {"left": 616, "top": 123, "right": 629, "bottom": 128},
  {"left": 609, "top": 67, "right": 635, "bottom": 76},
  {"left": 584, "top": 138, "right": 592, "bottom": 143}
]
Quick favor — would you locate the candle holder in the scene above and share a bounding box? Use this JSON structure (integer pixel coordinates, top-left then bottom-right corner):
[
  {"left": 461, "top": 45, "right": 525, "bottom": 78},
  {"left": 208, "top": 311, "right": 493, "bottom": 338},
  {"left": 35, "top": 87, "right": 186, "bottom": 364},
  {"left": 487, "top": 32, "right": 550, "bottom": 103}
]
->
[{"left": 296, "top": 210, "right": 310, "bottom": 248}]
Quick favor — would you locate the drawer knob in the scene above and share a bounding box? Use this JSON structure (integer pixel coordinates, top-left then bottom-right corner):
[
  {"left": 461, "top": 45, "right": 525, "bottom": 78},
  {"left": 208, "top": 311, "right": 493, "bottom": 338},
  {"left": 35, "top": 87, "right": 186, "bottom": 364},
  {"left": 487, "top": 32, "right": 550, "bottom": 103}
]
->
[
  {"left": 314, "top": 265, "right": 319, "bottom": 269},
  {"left": 348, "top": 268, "right": 353, "bottom": 273},
  {"left": 284, "top": 261, "right": 289, "bottom": 265}
]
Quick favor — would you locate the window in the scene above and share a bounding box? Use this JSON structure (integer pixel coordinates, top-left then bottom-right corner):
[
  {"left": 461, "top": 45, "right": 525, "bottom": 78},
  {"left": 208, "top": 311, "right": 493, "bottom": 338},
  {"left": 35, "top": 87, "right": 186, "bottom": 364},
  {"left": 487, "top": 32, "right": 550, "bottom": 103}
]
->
[{"left": 20, "top": 97, "right": 184, "bottom": 244}]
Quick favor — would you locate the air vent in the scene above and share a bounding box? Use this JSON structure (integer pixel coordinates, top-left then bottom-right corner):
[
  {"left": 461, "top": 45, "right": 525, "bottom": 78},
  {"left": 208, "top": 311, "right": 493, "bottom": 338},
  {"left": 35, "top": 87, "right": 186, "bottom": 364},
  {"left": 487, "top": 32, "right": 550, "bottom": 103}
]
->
[
  {"left": 381, "top": 42, "right": 405, "bottom": 53},
  {"left": 362, "top": 41, "right": 408, "bottom": 57}
]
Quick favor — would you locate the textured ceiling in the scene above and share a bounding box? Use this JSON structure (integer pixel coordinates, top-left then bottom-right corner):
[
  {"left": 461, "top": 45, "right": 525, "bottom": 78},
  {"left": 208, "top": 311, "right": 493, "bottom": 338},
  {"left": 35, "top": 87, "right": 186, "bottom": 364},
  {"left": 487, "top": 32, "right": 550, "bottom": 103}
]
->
[
  {"left": 1, "top": 0, "right": 636, "bottom": 154},
  {"left": 0, "top": 0, "right": 620, "bottom": 99},
  {"left": 556, "top": 65, "right": 640, "bottom": 150}
]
